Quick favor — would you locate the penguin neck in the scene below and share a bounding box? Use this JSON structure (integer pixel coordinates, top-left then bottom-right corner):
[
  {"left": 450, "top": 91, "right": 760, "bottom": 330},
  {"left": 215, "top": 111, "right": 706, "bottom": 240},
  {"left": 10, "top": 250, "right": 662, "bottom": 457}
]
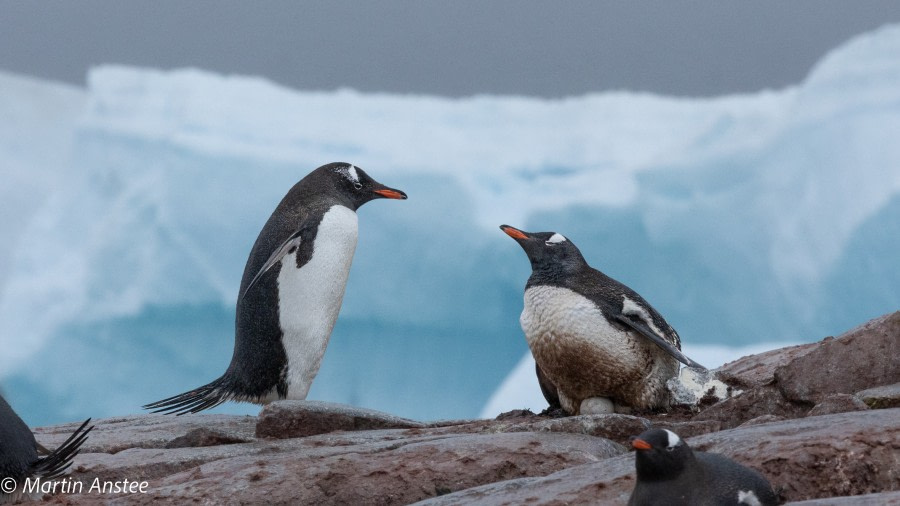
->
[{"left": 526, "top": 262, "right": 581, "bottom": 288}]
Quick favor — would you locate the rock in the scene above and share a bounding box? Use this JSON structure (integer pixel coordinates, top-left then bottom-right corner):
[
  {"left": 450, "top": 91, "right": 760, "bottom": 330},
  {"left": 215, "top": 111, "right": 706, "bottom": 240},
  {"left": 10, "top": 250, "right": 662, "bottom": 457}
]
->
[
  {"left": 413, "top": 454, "right": 635, "bottom": 506},
  {"left": 806, "top": 394, "right": 869, "bottom": 417},
  {"left": 739, "top": 414, "right": 785, "bottom": 427},
  {"left": 691, "top": 409, "right": 900, "bottom": 502},
  {"left": 775, "top": 311, "right": 900, "bottom": 403},
  {"left": 506, "top": 414, "right": 651, "bottom": 445},
  {"left": 114, "top": 432, "right": 624, "bottom": 505},
  {"left": 716, "top": 342, "right": 818, "bottom": 389},
  {"left": 255, "top": 400, "right": 425, "bottom": 438},
  {"left": 494, "top": 409, "right": 534, "bottom": 420},
  {"left": 164, "top": 428, "right": 252, "bottom": 448},
  {"left": 417, "top": 409, "right": 900, "bottom": 505},
  {"left": 857, "top": 382, "right": 900, "bottom": 409},
  {"left": 785, "top": 491, "right": 900, "bottom": 505},
  {"left": 651, "top": 420, "right": 721, "bottom": 438},
  {"left": 693, "top": 385, "right": 809, "bottom": 429},
  {"left": 33, "top": 414, "right": 258, "bottom": 454}
]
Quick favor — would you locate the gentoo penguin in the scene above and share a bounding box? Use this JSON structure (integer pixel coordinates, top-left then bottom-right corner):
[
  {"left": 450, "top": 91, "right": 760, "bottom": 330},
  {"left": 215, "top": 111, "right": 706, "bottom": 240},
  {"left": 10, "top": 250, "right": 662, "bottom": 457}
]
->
[
  {"left": 500, "top": 225, "right": 704, "bottom": 414},
  {"left": 628, "top": 428, "right": 778, "bottom": 506},
  {"left": 145, "top": 162, "right": 406, "bottom": 414},
  {"left": 0, "top": 395, "right": 92, "bottom": 502}
]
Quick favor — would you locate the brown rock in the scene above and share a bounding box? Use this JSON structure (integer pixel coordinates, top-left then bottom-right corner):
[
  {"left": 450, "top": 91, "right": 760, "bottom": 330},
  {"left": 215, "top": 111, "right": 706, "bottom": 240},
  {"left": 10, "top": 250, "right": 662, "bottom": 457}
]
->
[
  {"left": 413, "top": 455, "right": 635, "bottom": 506},
  {"left": 692, "top": 409, "right": 900, "bottom": 502},
  {"left": 120, "top": 432, "right": 624, "bottom": 505},
  {"left": 693, "top": 385, "right": 809, "bottom": 429},
  {"left": 857, "top": 382, "right": 900, "bottom": 409},
  {"left": 716, "top": 342, "right": 819, "bottom": 389},
  {"left": 651, "top": 419, "right": 721, "bottom": 439},
  {"left": 418, "top": 409, "right": 900, "bottom": 505},
  {"left": 255, "top": 400, "right": 425, "bottom": 438},
  {"left": 506, "top": 414, "right": 651, "bottom": 445},
  {"left": 739, "top": 414, "right": 785, "bottom": 427},
  {"left": 33, "top": 414, "right": 258, "bottom": 454},
  {"left": 164, "top": 428, "right": 252, "bottom": 448},
  {"left": 775, "top": 311, "right": 900, "bottom": 403},
  {"left": 785, "top": 491, "right": 900, "bottom": 505},
  {"left": 806, "top": 394, "right": 869, "bottom": 417}
]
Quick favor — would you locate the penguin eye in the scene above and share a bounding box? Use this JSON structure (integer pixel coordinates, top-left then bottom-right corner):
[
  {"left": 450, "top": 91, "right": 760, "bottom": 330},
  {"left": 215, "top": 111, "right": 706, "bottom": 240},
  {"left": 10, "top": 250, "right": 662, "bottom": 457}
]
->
[
  {"left": 353, "top": 182, "right": 363, "bottom": 190},
  {"left": 666, "top": 446, "right": 675, "bottom": 452},
  {"left": 544, "top": 241, "right": 555, "bottom": 246}
]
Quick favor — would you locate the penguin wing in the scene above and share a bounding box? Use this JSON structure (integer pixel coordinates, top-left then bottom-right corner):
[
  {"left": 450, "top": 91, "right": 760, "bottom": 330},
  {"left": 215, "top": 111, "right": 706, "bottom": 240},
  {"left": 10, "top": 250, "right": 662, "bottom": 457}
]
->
[
  {"left": 241, "top": 229, "right": 304, "bottom": 299},
  {"left": 614, "top": 312, "right": 706, "bottom": 370}
]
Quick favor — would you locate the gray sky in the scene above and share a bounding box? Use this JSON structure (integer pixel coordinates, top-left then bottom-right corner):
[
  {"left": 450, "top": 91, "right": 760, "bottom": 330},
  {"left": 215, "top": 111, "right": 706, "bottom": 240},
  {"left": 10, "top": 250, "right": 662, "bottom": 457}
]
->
[{"left": 2, "top": 1, "right": 900, "bottom": 98}]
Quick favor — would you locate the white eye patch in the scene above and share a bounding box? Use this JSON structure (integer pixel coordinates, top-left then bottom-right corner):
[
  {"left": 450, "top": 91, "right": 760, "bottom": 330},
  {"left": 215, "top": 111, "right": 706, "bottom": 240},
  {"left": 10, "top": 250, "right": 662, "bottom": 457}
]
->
[
  {"left": 546, "top": 233, "right": 567, "bottom": 244},
  {"left": 336, "top": 164, "right": 360, "bottom": 183},
  {"left": 347, "top": 165, "right": 360, "bottom": 183},
  {"left": 664, "top": 429, "right": 681, "bottom": 449}
]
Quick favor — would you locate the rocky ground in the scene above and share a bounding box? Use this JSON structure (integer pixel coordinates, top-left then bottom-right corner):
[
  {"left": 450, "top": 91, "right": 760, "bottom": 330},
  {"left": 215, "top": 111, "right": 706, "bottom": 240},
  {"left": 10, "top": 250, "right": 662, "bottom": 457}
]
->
[{"left": 28, "top": 311, "right": 900, "bottom": 505}]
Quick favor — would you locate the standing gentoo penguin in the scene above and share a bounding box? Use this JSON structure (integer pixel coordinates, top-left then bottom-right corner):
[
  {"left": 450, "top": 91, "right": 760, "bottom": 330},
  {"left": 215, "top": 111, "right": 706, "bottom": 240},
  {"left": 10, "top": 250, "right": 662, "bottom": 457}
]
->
[
  {"left": 628, "top": 428, "right": 778, "bottom": 506},
  {"left": 500, "top": 225, "right": 704, "bottom": 414},
  {"left": 145, "top": 163, "right": 406, "bottom": 414},
  {"left": 1, "top": 395, "right": 92, "bottom": 503}
]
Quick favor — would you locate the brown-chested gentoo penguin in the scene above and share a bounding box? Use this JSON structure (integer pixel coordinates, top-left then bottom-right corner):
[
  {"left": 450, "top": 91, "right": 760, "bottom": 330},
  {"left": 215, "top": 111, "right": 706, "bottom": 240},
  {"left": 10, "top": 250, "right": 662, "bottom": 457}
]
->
[
  {"left": 629, "top": 428, "right": 778, "bottom": 506},
  {"left": 500, "top": 225, "right": 705, "bottom": 415},
  {"left": 0, "top": 394, "right": 92, "bottom": 503},
  {"left": 145, "top": 163, "right": 406, "bottom": 414}
]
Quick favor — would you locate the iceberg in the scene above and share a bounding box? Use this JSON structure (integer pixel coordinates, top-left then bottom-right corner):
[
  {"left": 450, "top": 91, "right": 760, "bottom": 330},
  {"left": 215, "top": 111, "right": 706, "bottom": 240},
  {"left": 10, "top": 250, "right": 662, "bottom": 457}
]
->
[{"left": 1, "top": 25, "right": 898, "bottom": 425}]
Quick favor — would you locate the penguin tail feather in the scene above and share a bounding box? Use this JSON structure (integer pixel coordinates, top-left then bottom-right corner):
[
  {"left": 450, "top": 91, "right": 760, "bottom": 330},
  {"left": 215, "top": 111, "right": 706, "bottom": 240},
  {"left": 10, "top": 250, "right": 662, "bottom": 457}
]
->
[
  {"left": 142, "top": 378, "right": 231, "bottom": 415},
  {"left": 30, "top": 418, "right": 93, "bottom": 480}
]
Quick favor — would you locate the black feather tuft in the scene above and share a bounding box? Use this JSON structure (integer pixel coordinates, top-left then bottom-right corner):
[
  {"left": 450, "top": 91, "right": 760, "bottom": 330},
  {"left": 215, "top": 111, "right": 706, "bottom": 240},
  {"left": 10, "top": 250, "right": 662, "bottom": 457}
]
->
[
  {"left": 142, "top": 378, "right": 230, "bottom": 415},
  {"left": 29, "top": 418, "right": 93, "bottom": 480}
]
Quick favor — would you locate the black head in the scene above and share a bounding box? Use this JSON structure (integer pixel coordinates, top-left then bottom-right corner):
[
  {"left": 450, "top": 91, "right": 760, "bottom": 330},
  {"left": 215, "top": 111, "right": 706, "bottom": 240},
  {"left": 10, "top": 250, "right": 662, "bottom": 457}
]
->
[
  {"left": 631, "top": 428, "right": 694, "bottom": 481},
  {"left": 311, "top": 162, "right": 407, "bottom": 210},
  {"left": 500, "top": 225, "right": 587, "bottom": 280}
]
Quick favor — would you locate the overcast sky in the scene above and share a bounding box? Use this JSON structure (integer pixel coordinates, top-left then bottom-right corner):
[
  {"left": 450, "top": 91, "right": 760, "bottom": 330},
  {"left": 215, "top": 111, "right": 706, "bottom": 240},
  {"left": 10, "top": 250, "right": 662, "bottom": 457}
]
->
[{"left": 2, "top": 1, "right": 900, "bottom": 98}]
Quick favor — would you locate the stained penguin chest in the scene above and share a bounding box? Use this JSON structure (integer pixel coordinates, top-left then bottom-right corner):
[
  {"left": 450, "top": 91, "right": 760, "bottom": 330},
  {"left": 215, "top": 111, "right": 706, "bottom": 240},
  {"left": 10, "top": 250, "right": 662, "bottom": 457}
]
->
[
  {"left": 276, "top": 205, "right": 358, "bottom": 395},
  {"left": 520, "top": 285, "right": 644, "bottom": 374}
]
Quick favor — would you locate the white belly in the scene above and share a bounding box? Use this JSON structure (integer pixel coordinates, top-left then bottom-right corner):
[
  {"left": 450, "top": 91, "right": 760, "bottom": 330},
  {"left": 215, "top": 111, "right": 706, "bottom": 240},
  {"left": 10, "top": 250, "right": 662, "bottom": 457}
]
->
[
  {"left": 521, "top": 285, "right": 639, "bottom": 368},
  {"left": 520, "top": 284, "right": 671, "bottom": 411},
  {"left": 277, "top": 205, "right": 358, "bottom": 399}
]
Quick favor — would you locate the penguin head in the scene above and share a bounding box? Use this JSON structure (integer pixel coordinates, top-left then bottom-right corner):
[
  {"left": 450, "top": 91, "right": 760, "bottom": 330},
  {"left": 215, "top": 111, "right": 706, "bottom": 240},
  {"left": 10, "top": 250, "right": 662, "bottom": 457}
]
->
[
  {"left": 318, "top": 162, "right": 407, "bottom": 210},
  {"left": 500, "top": 225, "right": 587, "bottom": 277},
  {"left": 631, "top": 428, "right": 694, "bottom": 480}
]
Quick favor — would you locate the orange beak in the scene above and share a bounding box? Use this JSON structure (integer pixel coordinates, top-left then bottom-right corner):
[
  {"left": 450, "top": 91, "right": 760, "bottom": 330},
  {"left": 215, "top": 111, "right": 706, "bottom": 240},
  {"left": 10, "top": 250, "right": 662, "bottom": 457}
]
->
[
  {"left": 631, "top": 438, "right": 652, "bottom": 451},
  {"left": 373, "top": 188, "right": 407, "bottom": 200},
  {"left": 501, "top": 225, "right": 528, "bottom": 240}
]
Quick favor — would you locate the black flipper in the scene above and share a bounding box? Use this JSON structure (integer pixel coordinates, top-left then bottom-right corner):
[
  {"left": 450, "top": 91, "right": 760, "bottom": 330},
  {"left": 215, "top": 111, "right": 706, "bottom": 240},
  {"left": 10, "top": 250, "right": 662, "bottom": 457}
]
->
[
  {"left": 241, "top": 230, "right": 303, "bottom": 299},
  {"left": 29, "top": 418, "right": 93, "bottom": 480},
  {"left": 614, "top": 314, "right": 707, "bottom": 370}
]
